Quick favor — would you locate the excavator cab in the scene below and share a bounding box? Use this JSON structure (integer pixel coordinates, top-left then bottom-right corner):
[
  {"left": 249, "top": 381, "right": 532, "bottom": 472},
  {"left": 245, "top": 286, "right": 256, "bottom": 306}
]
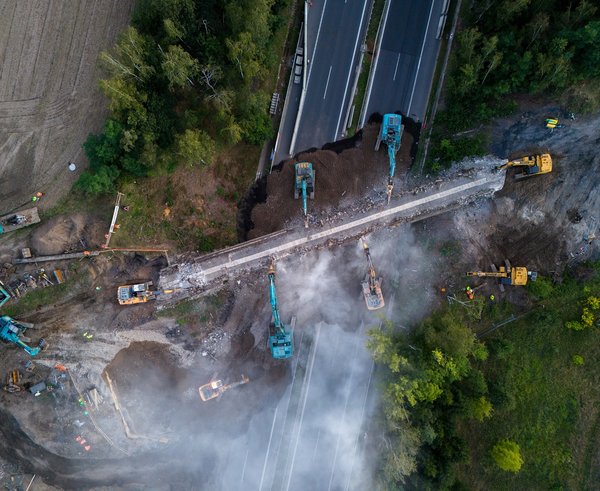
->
[
  {"left": 267, "top": 265, "right": 293, "bottom": 359},
  {"left": 361, "top": 239, "right": 385, "bottom": 310}
]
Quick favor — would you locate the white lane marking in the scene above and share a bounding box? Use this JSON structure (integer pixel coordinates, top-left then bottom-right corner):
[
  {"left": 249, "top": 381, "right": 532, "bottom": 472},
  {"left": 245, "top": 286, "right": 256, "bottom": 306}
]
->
[
  {"left": 311, "top": 429, "right": 322, "bottom": 462},
  {"left": 327, "top": 332, "right": 361, "bottom": 490},
  {"left": 361, "top": 0, "right": 392, "bottom": 127},
  {"left": 334, "top": 0, "right": 369, "bottom": 139},
  {"left": 285, "top": 323, "right": 321, "bottom": 491},
  {"left": 327, "top": 330, "right": 361, "bottom": 491},
  {"left": 393, "top": 52, "right": 401, "bottom": 81},
  {"left": 323, "top": 65, "right": 333, "bottom": 99},
  {"left": 407, "top": 0, "right": 435, "bottom": 115},
  {"left": 344, "top": 354, "right": 376, "bottom": 491},
  {"left": 307, "top": 0, "right": 329, "bottom": 83},
  {"left": 344, "top": 300, "right": 395, "bottom": 491},
  {"left": 258, "top": 405, "right": 278, "bottom": 491},
  {"left": 240, "top": 447, "right": 249, "bottom": 488}
]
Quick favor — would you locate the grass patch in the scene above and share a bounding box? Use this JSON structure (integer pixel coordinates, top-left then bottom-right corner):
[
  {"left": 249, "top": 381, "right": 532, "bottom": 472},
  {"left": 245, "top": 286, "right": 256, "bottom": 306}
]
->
[
  {"left": 107, "top": 142, "right": 258, "bottom": 252},
  {"left": 456, "top": 265, "right": 600, "bottom": 490},
  {"left": 158, "top": 290, "right": 229, "bottom": 329},
  {"left": 426, "top": 131, "right": 488, "bottom": 173},
  {"left": 3, "top": 265, "right": 88, "bottom": 317}
]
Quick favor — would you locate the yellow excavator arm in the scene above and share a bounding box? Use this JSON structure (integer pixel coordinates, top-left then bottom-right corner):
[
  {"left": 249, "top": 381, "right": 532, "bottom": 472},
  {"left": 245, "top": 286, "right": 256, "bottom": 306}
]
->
[
  {"left": 466, "top": 271, "right": 507, "bottom": 278},
  {"left": 467, "top": 267, "right": 531, "bottom": 286},
  {"left": 497, "top": 154, "right": 552, "bottom": 175}
]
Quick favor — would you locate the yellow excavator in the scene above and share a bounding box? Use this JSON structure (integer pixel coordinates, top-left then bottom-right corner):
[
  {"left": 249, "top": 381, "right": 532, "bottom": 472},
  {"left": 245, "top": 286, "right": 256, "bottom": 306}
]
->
[
  {"left": 117, "top": 281, "right": 175, "bottom": 305},
  {"left": 361, "top": 239, "right": 384, "bottom": 310},
  {"left": 497, "top": 153, "right": 552, "bottom": 179},
  {"left": 467, "top": 260, "right": 537, "bottom": 290}
]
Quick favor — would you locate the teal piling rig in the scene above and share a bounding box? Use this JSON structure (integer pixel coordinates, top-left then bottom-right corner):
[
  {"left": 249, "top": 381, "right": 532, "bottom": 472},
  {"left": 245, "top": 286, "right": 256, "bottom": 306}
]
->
[
  {"left": 0, "top": 283, "right": 10, "bottom": 309},
  {"left": 294, "top": 162, "right": 315, "bottom": 228},
  {"left": 376, "top": 114, "right": 403, "bottom": 204},
  {"left": 267, "top": 264, "right": 293, "bottom": 359},
  {"left": 0, "top": 316, "right": 44, "bottom": 356}
]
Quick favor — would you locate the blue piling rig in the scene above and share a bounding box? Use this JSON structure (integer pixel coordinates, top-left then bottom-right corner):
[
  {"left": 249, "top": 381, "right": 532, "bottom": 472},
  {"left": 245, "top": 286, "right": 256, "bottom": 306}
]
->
[
  {"left": 294, "top": 162, "right": 315, "bottom": 228},
  {"left": 379, "top": 114, "right": 403, "bottom": 203},
  {"left": 267, "top": 265, "right": 293, "bottom": 359},
  {"left": 0, "top": 316, "right": 43, "bottom": 356}
]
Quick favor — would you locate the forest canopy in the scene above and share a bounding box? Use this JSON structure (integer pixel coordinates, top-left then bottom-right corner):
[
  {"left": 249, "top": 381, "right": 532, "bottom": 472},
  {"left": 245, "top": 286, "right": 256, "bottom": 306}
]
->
[{"left": 79, "top": 0, "right": 287, "bottom": 194}]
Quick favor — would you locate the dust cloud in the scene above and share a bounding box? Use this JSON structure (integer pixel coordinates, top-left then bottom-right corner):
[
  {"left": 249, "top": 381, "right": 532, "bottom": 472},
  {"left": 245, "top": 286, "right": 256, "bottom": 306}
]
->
[{"left": 204, "top": 223, "right": 441, "bottom": 491}]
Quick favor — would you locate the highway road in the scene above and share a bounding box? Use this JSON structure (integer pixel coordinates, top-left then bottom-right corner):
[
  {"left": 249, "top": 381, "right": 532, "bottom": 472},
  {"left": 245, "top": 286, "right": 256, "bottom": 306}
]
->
[
  {"left": 213, "top": 245, "right": 380, "bottom": 491},
  {"left": 226, "top": 322, "right": 375, "bottom": 491},
  {"left": 360, "top": 0, "right": 448, "bottom": 125},
  {"left": 291, "top": 0, "right": 370, "bottom": 155}
]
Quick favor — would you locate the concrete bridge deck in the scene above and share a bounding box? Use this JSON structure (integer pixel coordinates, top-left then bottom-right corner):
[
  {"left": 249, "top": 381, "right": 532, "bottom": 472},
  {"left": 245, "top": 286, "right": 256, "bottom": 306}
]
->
[{"left": 159, "top": 163, "right": 505, "bottom": 293}]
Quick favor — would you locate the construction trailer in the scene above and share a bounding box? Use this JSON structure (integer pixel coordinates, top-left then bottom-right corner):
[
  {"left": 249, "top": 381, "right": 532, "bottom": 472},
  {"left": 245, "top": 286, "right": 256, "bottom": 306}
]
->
[
  {"left": 198, "top": 374, "right": 250, "bottom": 402},
  {"left": 0, "top": 208, "right": 40, "bottom": 234},
  {"left": 497, "top": 154, "right": 552, "bottom": 179},
  {"left": 361, "top": 239, "right": 385, "bottom": 310},
  {"left": 294, "top": 162, "right": 315, "bottom": 228},
  {"left": 467, "top": 260, "right": 537, "bottom": 289},
  {"left": 267, "top": 264, "right": 293, "bottom": 359},
  {"left": 0, "top": 316, "right": 44, "bottom": 356},
  {"left": 375, "top": 114, "right": 403, "bottom": 203}
]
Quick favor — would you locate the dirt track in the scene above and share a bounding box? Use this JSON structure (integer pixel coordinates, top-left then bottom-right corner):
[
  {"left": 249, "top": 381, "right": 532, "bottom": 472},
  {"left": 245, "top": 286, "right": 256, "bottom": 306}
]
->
[{"left": 0, "top": 0, "right": 135, "bottom": 214}]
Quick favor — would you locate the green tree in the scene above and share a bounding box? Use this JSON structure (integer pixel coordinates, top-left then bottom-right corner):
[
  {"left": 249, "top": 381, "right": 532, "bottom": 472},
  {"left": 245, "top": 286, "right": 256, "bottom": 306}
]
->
[
  {"left": 100, "top": 27, "right": 155, "bottom": 82},
  {"left": 468, "top": 396, "right": 493, "bottom": 421},
  {"left": 76, "top": 166, "right": 120, "bottom": 195},
  {"left": 226, "top": 32, "right": 261, "bottom": 80},
  {"left": 161, "top": 45, "right": 199, "bottom": 90},
  {"left": 491, "top": 439, "right": 524, "bottom": 472},
  {"left": 175, "top": 129, "right": 216, "bottom": 166},
  {"left": 83, "top": 119, "right": 124, "bottom": 169}
]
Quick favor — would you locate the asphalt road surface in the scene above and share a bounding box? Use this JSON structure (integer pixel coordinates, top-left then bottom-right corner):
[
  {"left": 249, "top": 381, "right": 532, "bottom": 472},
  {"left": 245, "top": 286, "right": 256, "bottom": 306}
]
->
[
  {"left": 217, "top": 316, "right": 377, "bottom": 491},
  {"left": 361, "top": 0, "right": 448, "bottom": 125},
  {"left": 292, "top": 0, "right": 370, "bottom": 154}
]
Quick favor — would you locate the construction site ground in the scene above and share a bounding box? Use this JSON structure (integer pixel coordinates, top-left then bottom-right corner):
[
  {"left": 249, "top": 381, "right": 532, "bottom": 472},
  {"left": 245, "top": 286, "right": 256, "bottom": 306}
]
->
[{"left": 0, "top": 102, "right": 598, "bottom": 489}]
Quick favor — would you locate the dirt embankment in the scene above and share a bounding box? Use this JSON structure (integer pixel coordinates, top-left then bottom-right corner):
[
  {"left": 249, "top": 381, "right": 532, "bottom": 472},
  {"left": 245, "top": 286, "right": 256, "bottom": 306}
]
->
[
  {"left": 452, "top": 107, "right": 600, "bottom": 284},
  {"left": 247, "top": 122, "right": 414, "bottom": 238}
]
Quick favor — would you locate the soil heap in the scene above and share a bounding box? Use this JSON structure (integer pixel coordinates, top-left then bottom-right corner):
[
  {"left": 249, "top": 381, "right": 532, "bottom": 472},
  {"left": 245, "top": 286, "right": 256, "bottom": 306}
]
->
[{"left": 249, "top": 123, "right": 413, "bottom": 238}]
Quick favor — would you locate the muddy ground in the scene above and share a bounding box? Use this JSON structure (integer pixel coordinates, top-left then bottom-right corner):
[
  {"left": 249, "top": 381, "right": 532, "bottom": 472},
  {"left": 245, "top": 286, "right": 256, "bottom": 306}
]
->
[
  {"left": 0, "top": 104, "right": 598, "bottom": 489},
  {"left": 0, "top": 0, "right": 135, "bottom": 215}
]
